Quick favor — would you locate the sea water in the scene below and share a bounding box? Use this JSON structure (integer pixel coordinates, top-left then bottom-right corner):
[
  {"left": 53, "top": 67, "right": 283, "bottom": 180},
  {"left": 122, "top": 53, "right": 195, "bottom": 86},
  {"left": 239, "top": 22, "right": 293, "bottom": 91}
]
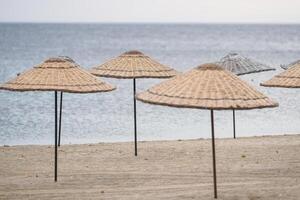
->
[{"left": 0, "top": 23, "right": 300, "bottom": 145}]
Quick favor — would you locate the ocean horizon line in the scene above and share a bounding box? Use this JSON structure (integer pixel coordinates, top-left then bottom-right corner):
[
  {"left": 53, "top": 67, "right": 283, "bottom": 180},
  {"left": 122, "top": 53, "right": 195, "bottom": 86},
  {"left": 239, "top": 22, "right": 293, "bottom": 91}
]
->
[{"left": 0, "top": 21, "right": 300, "bottom": 25}]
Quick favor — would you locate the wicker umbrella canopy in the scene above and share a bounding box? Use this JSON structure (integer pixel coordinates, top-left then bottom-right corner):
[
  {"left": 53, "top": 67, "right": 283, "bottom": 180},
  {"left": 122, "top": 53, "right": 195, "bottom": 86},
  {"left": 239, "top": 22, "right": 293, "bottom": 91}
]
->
[
  {"left": 280, "top": 59, "right": 300, "bottom": 70},
  {"left": 216, "top": 52, "right": 275, "bottom": 139},
  {"left": 216, "top": 53, "right": 275, "bottom": 75},
  {"left": 0, "top": 56, "right": 115, "bottom": 93},
  {"left": 90, "top": 50, "right": 177, "bottom": 78},
  {"left": 137, "top": 63, "right": 277, "bottom": 109},
  {"left": 0, "top": 56, "right": 116, "bottom": 182},
  {"left": 91, "top": 50, "right": 178, "bottom": 156},
  {"left": 137, "top": 63, "right": 278, "bottom": 199},
  {"left": 261, "top": 63, "right": 300, "bottom": 88}
]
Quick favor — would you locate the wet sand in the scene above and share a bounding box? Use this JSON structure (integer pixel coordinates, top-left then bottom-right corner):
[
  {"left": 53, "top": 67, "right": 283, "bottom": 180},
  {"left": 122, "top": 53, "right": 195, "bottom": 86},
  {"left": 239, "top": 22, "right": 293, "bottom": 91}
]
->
[{"left": 0, "top": 135, "right": 300, "bottom": 200}]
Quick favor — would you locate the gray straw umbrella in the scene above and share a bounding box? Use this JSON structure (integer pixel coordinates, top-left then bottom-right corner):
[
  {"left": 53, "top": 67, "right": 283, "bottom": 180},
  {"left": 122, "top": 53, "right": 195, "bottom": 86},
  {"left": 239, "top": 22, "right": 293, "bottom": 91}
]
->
[
  {"left": 216, "top": 52, "right": 275, "bottom": 139},
  {"left": 0, "top": 56, "right": 116, "bottom": 181},
  {"left": 91, "top": 50, "right": 178, "bottom": 156},
  {"left": 136, "top": 63, "right": 278, "bottom": 199}
]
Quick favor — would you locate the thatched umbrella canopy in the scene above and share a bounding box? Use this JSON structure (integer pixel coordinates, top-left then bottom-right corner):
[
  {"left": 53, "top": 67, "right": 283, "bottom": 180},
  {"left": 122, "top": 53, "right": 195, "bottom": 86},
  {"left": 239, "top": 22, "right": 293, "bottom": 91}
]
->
[
  {"left": 216, "top": 52, "right": 275, "bottom": 139},
  {"left": 261, "top": 63, "right": 300, "bottom": 88},
  {"left": 216, "top": 52, "right": 275, "bottom": 75},
  {"left": 91, "top": 50, "right": 178, "bottom": 156},
  {"left": 0, "top": 56, "right": 116, "bottom": 181},
  {"left": 90, "top": 50, "right": 177, "bottom": 78},
  {"left": 137, "top": 63, "right": 278, "bottom": 199},
  {"left": 280, "top": 59, "right": 300, "bottom": 70}
]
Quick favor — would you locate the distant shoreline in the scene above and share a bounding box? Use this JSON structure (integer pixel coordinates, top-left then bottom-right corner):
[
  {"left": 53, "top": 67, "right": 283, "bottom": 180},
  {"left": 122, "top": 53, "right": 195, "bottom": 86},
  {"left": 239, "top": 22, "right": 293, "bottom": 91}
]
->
[{"left": 2, "top": 133, "right": 299, "bottom": 147}]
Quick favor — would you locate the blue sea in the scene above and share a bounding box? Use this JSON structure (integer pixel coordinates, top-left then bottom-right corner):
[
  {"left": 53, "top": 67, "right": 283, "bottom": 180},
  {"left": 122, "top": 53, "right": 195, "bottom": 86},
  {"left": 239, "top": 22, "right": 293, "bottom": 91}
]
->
[{"left": 0, "top": 23, "right": 300, "bottom": 145}]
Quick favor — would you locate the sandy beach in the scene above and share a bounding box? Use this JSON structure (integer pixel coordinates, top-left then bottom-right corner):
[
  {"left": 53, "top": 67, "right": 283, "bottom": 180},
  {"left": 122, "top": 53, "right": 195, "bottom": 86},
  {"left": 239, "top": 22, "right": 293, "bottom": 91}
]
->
[{"left": 0, "top": 134, "right": 299, "bottom": 200}]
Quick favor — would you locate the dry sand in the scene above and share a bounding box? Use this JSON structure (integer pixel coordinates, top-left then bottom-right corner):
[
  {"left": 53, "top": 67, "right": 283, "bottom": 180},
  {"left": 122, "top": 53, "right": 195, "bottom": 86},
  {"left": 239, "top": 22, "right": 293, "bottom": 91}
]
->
[{"left": 0, "top": 135, "right": 300, "bottom": 200}]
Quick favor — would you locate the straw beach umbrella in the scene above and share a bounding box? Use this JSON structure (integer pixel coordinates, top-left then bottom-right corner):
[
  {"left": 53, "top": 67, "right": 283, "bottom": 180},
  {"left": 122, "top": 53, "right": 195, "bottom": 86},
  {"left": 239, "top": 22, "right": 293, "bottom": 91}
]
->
[
  {"left": 136, "top": 63, "right": 278, "bottom": 198},
  {"left": 91, "top": 50, "right": 178, "bottom": 156},
  {"left": 280, "top": 59, "right": 300, "bottom": 70},
  {"left": 0, "top": 56, "right": 116, "bottom": 181},
  {"left": 216, "top": 53, "right": 275, "bottom": 75},
  {"left": 261, "top": 63, "right": 300, "bottom": 87},
  {"left": 216, "top": 52, "right": 275, "bottom": 139}
]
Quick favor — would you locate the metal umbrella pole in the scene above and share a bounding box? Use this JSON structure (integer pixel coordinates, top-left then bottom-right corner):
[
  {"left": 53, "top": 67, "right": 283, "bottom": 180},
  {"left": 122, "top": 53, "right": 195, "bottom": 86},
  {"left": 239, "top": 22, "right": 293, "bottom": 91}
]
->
[
  {"left": 233, "top": 110, "right": 236, "bottom": 139},
  {"left": 211, "top": 110, "right": 217, "bottom": 198},
  {"left": 133, "top": 78, "right": 138, "bottom": 156},
  {"left": 58, "top": 92, "right": 63, "bottom": 146},
  {"left": 54, "top": 91, "right": 58, "bottom": 182}
]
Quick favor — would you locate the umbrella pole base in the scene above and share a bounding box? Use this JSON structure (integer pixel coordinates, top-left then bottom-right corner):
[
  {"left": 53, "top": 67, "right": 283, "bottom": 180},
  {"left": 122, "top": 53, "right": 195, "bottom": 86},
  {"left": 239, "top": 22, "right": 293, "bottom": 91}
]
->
[
  {"left": 211, "top": 110, "right": 217, "bottom": 198},
  {"left": 54, "top": 91, "right": 58, "bottom": 182},
  {"left": 133, "top": 79, "right": 138, "bottom": 156},
  {"left": 233, "top": 110, "right": 236, "bottom": 139}
]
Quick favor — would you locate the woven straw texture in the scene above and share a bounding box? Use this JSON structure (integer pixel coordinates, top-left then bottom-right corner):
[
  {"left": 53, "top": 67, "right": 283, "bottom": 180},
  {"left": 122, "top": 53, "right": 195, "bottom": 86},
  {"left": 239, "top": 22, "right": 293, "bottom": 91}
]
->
[
  {"left": 261, "top": 63, "right": 300, "bottom": 88},
  {"left": 137, "top": 63, "right": 278, "bottom": 110},
  {"left": 216, "top": 53, "right": 275, "bottom": 75},
  {"left": 91, "top": 50, "right": 178, "bottom": 79},
  {"left": 0, "top": 56, "right": 116, "bottom": 93},
  {"left": 280, "top": 59, "right": 300, "bottom": 70}
]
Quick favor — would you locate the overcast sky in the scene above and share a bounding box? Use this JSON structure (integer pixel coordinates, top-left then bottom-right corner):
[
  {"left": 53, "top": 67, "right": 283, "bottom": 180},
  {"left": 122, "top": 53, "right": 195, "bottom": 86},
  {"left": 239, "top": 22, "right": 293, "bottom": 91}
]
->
[{"left": 0, "top": 0, "right": 300, "bottom": 23}]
